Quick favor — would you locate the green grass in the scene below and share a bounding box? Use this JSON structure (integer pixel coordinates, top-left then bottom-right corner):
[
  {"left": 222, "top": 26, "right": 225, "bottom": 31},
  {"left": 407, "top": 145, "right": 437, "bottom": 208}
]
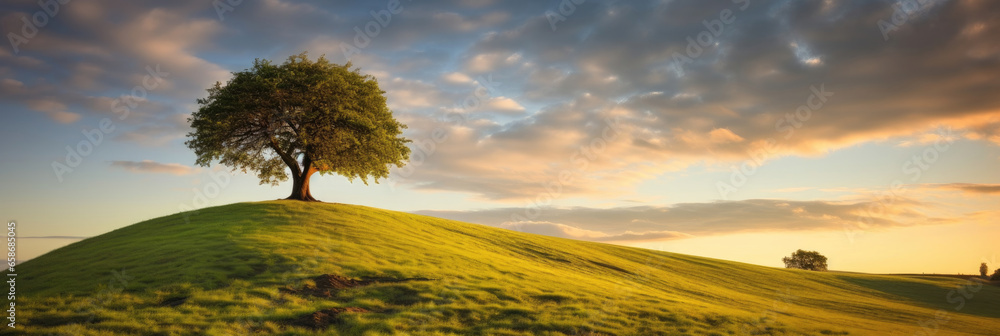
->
[{"left": 15, "top": 201, "right": 1000, "bottom": 335}]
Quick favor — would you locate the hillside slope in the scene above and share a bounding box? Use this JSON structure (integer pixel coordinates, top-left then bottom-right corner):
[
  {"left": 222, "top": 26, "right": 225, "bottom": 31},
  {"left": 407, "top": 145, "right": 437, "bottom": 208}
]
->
[{"left": 17, "top": 201, "right": 1000, "bottom": 335}]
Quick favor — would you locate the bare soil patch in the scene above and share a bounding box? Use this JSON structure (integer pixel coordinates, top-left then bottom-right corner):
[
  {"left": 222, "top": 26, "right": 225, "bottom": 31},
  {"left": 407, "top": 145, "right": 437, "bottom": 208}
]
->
[{"left": 287, "top": 307, "right": 370, "bottom": 329}]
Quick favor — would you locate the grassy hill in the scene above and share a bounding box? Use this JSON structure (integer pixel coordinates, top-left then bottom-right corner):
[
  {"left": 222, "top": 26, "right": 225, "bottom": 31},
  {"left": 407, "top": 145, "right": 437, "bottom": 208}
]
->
[{"left": 16, "top": 201, "right": 1000, "bottom": 335}]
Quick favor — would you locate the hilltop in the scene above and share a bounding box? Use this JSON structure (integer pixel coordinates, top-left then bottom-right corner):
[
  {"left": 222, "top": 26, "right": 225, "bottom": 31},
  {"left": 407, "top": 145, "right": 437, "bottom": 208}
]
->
[{"left": 17, "top": 201, "right": 1000, "bottom": 335}]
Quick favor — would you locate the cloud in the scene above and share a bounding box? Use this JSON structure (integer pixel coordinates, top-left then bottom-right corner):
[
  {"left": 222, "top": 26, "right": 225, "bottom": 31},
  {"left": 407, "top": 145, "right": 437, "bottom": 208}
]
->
[
  {"left": 897, "top": 131, "right": 962, "bottom": 147},
  {"left": 709, "top": 128, "right": 745, "bottom": 143},
  {"left": 110, "top": 160, "right": 199, "bottom": 175},
  {"left": 25, "top": 100, "right": 80, "bottom": 124},
  {"left": 500, "top": 221, "right": 608, "bottom": 240},
  {"left": 499, "top": 221, "right": 691, "bottom": 243},
  {"left": 463, "top": 52, "right": 522, "bottom": 74},
  {"left": 960, "top": 119, "right": 1000, "bottom": 146},
  {"left": 429, "top": 11, "right": 510, "bottom": 33},
  {"left": 481, "top": 97, "right": 525, "bottom": 113},
  {"left": 415, "top": 198, "right": 942, "bottom": 242},
  {"left": 1, "top": 0, "right": 227, "bottom": 144},
  {"left": 114, "top": 113, "right": 191, "bottom": 146},
  {"left": 379, "top": 0, "right": 1000, "bottom": 200},
  {"left": 442, "top": 72, "right": 474, "bottom": 84},
  {"left": 926, "top": 183, "right": 1000, "bottom": 195},
  {"left": 591, "top": 230, "right": 693, "bottom": 243},
  {"left": 4, "top": 0, "right": 999, "bottom": 201}
]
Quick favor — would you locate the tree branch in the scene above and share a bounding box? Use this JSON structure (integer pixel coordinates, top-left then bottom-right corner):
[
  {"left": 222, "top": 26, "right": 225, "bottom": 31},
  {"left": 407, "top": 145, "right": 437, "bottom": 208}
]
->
[{"left": 269, "top": 137, "right": 301, "bottom": 176}]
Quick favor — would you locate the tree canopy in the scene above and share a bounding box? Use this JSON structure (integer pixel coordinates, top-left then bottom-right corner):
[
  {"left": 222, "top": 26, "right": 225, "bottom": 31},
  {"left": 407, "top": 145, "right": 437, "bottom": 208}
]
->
[
  {"left": 186, "top": 53, "right": 410, "bottom": 201},
  {"left": 782, "top": 249, "right": 828, "bottom": 271}
]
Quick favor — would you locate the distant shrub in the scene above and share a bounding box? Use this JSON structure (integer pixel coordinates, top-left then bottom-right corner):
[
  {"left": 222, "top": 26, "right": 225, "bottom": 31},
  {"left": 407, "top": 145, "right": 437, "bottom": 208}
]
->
[
  {"left": 782, "top": 249, "right": 828, "bottom": 271},
  {"left": 992, "top": 269, "right": 1000, "bottom": 281}
]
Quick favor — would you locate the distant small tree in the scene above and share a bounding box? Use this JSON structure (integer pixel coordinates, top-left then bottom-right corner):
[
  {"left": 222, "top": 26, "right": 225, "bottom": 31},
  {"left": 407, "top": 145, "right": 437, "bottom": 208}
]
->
[
  {"left": 992, "top": 269, "right": 1000, "bottom": 281},
  {"left": 981, "top": 263, "right": 989, "bottom": 277},
  {"left": 782, "top": 249, "right": 828, "bottom": 271}
]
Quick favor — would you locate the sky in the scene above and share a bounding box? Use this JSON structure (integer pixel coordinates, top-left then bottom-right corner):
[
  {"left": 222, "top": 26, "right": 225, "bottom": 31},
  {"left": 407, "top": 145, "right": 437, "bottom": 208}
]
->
[{"left": 1, "top": 0, "right": 998, "bottom": 274}]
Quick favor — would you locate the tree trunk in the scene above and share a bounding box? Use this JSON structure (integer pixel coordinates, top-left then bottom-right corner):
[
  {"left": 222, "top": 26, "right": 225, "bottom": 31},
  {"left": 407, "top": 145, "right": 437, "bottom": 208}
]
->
[{"left": 286, "top": 155, "right": 319, "bottom": 201}]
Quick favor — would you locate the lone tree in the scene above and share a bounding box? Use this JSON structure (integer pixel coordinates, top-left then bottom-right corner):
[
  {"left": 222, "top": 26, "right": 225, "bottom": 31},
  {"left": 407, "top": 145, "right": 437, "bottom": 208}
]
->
[
  {"left": 186, "top": 53, "right": 410, "bottom": 201},
  {"left": 981, "top": 263, "right": 989, "bottom": 277},
  {"left": 782, "top": 249, "right": 828, "bottom": 271}
]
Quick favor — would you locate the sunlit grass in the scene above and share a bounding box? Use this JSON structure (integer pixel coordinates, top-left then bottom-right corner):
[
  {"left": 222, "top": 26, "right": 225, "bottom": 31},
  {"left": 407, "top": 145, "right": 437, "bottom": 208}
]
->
[{"left": 17, "top": 201, "right": 1000, "bottom": 335}]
